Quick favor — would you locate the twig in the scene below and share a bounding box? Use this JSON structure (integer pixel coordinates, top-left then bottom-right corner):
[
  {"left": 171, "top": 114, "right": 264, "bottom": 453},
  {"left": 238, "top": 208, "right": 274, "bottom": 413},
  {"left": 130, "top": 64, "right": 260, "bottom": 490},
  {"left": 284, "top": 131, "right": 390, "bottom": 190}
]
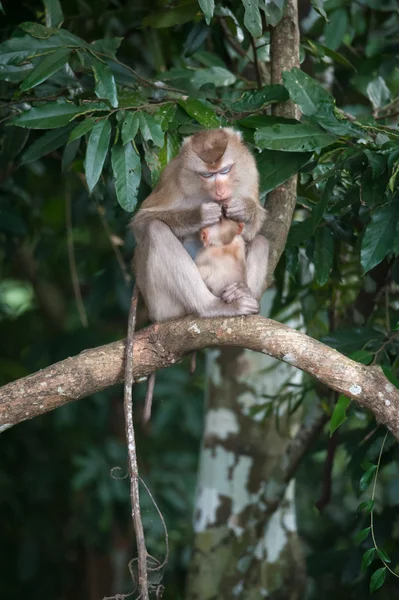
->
[
  {"left": 250, "top": 36, "right": 262, "bottom": 89},
  {"left": 0, "top": 92, "right": 67, "bottom": 109},
  {"left": 219, "top": 17, "right": 247, "bottom": 58},
  {"left": 94, "top": 51, "right": 187, "bottom": 96},
  {"left": 124, "top": 285, "right": 149, "bottom": 600},
  {"left": 65, "top": 179, "right": 88, "bottom": 328}
]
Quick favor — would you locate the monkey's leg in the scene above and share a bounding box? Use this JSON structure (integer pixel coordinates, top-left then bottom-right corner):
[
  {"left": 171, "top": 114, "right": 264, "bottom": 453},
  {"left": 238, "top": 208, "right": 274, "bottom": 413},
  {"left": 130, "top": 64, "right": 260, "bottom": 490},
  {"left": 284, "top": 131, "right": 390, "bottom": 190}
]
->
[
  {"left": 246, "top": 235, "right": 269, "bottom": 300},
  {"left": 138, "top": 220, "right": 258, "bottom": 319}
]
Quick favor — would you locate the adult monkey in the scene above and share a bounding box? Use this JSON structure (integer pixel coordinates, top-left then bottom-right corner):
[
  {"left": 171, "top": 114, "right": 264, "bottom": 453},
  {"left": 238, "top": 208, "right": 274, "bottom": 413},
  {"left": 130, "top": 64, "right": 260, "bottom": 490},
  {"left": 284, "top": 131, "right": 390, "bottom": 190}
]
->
[
  {"left": 126, "top": 127, "right": 269, "bottom": 422},
  {"left": 131, "top": 127, "right": 268, "bottom": 319}
]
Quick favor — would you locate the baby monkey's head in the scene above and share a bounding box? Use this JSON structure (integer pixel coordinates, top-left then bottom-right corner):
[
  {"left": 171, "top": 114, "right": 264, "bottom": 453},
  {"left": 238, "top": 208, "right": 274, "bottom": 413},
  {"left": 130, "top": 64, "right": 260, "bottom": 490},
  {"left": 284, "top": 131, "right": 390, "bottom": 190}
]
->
[{"left": 200, "top": 217, "right": 244, "bottom": 247}]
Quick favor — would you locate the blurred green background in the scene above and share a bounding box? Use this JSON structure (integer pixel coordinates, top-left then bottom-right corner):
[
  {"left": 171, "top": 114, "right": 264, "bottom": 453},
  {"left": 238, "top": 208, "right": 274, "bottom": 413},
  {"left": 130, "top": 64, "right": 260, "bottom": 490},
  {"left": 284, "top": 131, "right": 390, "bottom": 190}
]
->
[{"left": 1, "top": 0, "right": 399, "bottom": 598}]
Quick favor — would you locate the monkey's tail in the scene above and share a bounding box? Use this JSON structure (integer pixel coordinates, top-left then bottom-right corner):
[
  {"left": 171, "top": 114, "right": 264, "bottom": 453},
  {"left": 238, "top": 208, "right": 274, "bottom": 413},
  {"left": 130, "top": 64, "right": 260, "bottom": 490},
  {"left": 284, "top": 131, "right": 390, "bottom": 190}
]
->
[{"left": 124, "top": 283, "right": 139, "bottom": 395}]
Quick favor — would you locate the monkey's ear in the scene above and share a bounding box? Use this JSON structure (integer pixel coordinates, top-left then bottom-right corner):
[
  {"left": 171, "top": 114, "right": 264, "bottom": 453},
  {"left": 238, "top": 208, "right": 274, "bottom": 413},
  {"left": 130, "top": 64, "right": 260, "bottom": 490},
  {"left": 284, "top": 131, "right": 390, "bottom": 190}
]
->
[
  {"left": 237, "top": 222, "right": 244, "bottom": 235},
  {"left": 200, "top": 229, "right": 209, "bottom": 246}
]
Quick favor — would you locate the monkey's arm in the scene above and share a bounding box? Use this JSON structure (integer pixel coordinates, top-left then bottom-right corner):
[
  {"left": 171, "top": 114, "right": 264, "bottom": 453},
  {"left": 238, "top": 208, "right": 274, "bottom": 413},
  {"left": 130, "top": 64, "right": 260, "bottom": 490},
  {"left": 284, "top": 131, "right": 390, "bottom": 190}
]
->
[
  {"left": 132, "top": 203, "right": 222, "bottom": 240},
  {"left": 223, "top": 197, "right": 266, "bottom": 242}
]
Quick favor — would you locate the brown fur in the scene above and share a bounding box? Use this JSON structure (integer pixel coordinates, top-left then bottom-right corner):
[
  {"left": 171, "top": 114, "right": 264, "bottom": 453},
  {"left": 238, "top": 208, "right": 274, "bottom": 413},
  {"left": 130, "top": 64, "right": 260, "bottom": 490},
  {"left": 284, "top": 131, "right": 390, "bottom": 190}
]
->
[
  {"left": 195, "top": 218, "right": 247, "bottom": 297},
  {"left": 131, "top": 127, "right": 268, "bottom": 322},
  {"left": 191, "top": 129, "right": 228, "bottom": 166}
]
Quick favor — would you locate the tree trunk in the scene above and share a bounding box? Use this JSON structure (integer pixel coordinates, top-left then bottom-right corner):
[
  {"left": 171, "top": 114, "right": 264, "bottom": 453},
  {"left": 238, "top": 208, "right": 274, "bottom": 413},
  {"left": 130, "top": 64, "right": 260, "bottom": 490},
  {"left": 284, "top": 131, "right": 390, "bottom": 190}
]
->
[{"left": 185, "top": 294, "right": 306, "bottom": 599}]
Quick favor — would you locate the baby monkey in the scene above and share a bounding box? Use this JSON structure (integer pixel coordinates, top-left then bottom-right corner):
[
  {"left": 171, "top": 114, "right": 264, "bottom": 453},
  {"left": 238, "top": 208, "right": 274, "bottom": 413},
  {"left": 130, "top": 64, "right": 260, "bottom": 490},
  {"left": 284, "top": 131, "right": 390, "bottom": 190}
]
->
[{"left": 195, "top": 216, "right": 247, "bottom": 297}]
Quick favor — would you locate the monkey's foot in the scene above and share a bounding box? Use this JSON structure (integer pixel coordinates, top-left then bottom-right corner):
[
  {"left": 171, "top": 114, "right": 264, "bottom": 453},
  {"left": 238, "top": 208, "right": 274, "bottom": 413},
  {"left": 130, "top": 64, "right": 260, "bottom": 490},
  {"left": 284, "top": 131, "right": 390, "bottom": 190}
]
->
[{"left": 221, "top": 282, "right": 254, "bottom": 303}]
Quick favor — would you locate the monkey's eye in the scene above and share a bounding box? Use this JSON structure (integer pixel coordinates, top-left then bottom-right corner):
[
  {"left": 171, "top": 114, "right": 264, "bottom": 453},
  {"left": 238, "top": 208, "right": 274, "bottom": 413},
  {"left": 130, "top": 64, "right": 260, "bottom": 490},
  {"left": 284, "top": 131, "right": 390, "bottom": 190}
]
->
[
  {"left": 201, "top": 172, "right": 213, "bottom": 178},
  {"left": 219, "top": 165, "right": 232, "bottom": 175}
]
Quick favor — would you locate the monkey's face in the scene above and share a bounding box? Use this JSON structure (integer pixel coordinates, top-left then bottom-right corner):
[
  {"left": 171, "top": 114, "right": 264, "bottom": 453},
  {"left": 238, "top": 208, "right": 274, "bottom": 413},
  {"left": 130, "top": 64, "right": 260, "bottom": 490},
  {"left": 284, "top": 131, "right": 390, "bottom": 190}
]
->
[
  {"left": 201, "top": 218, "right": 244, "bottom": 247},
  {"left": 198, "top": 165, "right": 234, "bottom": 203},
  {"left": 179, "top": 128, "right": 245, "bottom": 204}
]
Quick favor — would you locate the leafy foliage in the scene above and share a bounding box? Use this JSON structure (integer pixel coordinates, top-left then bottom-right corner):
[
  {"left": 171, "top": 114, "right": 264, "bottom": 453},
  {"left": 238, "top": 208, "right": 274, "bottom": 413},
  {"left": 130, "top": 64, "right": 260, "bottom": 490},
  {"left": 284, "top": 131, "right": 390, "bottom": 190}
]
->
[{"left": 1, "top": 0, "right": 399, "bottom": 598}]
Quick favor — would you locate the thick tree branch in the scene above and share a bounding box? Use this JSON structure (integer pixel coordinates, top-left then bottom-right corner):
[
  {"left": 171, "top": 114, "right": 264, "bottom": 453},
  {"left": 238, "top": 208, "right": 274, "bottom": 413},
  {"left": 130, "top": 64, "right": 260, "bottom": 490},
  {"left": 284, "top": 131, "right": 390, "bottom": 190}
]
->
[
  {"left": 264, "top": 0, "right": 300, "bottom": 286},
  {"left": 1, "top": 316, "right": 399, "bottom": 439}
]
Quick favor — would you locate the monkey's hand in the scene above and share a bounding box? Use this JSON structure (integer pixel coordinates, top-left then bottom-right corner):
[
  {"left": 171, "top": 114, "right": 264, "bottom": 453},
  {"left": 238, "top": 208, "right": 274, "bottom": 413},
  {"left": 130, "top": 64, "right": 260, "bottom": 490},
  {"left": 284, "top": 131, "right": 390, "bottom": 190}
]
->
[
  {"left": 200, "top": 202, "right": 223, "bottom": 228},
  {"left": 222, "top": 282, "right": 254, "bottom": 303},
  {"left": 222, "top": 198, "right": 249, "bottom": 223},
  {"left": 233, "top": 295, "right": 259, "bottom": 315}
]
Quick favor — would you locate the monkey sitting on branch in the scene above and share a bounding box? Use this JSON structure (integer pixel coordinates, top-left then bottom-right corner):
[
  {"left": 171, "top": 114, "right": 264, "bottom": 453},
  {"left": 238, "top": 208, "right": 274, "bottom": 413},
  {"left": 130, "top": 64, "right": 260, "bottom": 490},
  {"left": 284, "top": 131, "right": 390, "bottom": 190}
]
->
[
  {"left": 129, "top": 127, "right": 269, "bottom": 423},
  {"left": 131, "top": 127, "right": 269, "bottom": 320}
]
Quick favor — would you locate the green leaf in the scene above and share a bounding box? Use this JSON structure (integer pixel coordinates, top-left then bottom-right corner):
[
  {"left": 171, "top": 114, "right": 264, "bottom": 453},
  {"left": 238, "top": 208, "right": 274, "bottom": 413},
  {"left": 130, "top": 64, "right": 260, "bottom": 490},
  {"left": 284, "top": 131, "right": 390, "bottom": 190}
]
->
[
  {"left": 258, "top": 150, "right": 312, "bottom": 195},
  {"left": 255, "top": 123, "right": 335, "bottom": 152},
  {"left": 178, "top": 98, "right": 220, "bottom": 128},
  {"left": 362, "top": 548, "right": 376, "bottom": 572},
  {"left": 121, "top": 112, "right": 140, "bottom": 145},
  {"left": 191, "top": 66, "right": 236, "bottom": 88},
  {"left": 90, "top": 38, "right": 123, "bottom": 57},
  {"left": 19, "top": 22, "right": 58, "bottom": 39},
  {"left": 242, "top": 0, "right": 262, "bottom": 38},
  {"left": 361, "top": 202, "right": 399, "bottom": 273},
  {"left": 286, "top": 218, "right": 314, "bottom": 248},
  {"left": 111, "top": 142, "right": 141, "bottom": 212},
  {"left": 370, "top": 567, "right": 386, "bottom": 593},
  {"left": 184, "top": 22, "right": 210, "bottom": 57},
  {"left": 311, "top": 0, "right": 328, "bottom": 21},
  {"left": 262, "top": 0, "right": 286, "bottom": 27},
  {"left": 363, "top": 150, "right": 386, "bottom": 179},
  {"left": 381, "top": 367, "right": 399, "bottom": 390},
  {"left": 359, "top": 465, "right": 377, "bottom": 492},
  {"left": 314, "top": 226, "right": 334, "bottom": 286},
  {"left": 142, "top": 4, "right": 198, "bottom": 28},
  {"left": 349, "top": 350, "right": 373, "bottom": 365},
  {"left": 198, "top": 0, "right": 214, "bottom": 25},
  {"left": 357, "top": 499, "right": 374, "bottom": 515},
  {"left": 0, "top": 127, "right": 29, "bottom": 166},
  {"left": 153, "top": 103, "right": 177, "bottom": 130},
  {"left": 305, "top": 39, "right": 355, "bottom": 70},
  {"left": 312, "top": 177, "right": 335, "bottom": 227},
  {"left": 360, "top": 169, "right": 388, "bottom": 207},
  {"left": 43, "top": 0, "right": 64, "bottom": 27},
  {"left": 0, "top": 32, "right": 84, "bottom": 67},
  {"left": 367, "top": 77, "right": 390, "bottom": 110},
  {"left": 19, "top": 126, "right": 71, "bottom": 164},
  {"left": 11, "top": 102, "right": 93, "bottom": 129},
  {"left": 361, "top": 461, "right": 375, "bottom": 471},
  {"left": 62, "top": 138, "right": 80, "bottom": 172},
  {"left": 84, "top": 119, "right": 111, "bottom": 193},
  {"left": 231, "top": 85, "right": 289, "bottom": 112},
  {"left": 20, "top": 48, "right": 71, "bottom": 92},
  {"left": 323, "top": 328, "right": 384, "bottom": 354},
  {"left": 388, "top": 162, "right": 399, "bottom": 193},
  {"left": 144, "top": 132, "right": 180, "bottom": 187},
  {"left": 138, "top": 112, "right": 164, "bottom": 148},
  {"left": 90, "top": 58, "right": 118, "bottom": 108},
  {"left": 324, "top": 8, "right": 348, "bottom": 51},
  {"left": 68, "top": 117, "right": 98, "bottom": 143},
  {"left": 329, "top": 394, "right": 350, "bottom": 436},
  {"left": 377, "top": 548, "right": 391, "bottom": 563},
  {"left": 282, "top": 68, "right": 333, "bottom": 117},
  {"left": 238, "top": 115, "right": 299, "bottom": 129},
  {"left": 355, "top": 527, "right": 371, "bottom": 544}
]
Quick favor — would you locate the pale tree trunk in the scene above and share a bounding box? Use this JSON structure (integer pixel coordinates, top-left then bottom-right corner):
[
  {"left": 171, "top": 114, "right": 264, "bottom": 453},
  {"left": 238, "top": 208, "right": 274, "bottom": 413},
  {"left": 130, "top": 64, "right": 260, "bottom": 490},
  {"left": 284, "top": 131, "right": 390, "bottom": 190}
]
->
[
  {"left": 185, "top": 294, "right": 306, "bottom": 600},
  {"left": 186, "top": 1, "right": 303, "bottom": 598}
]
